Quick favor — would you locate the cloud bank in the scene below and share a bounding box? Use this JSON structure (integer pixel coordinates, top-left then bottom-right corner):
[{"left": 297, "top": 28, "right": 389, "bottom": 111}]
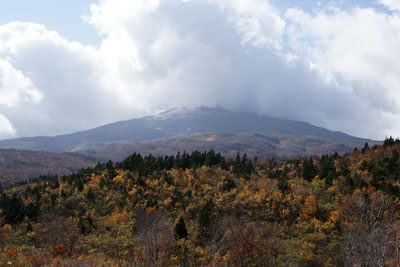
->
[{"left": 0, "top": 0, "right": 399, "bottom": 139}]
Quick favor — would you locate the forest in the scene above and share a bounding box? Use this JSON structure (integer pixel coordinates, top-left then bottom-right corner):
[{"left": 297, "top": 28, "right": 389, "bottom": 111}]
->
[
  {"left": 0, "top": 149, "right": 98, "bottom": 186},
  {"left": 1, "top": 138, "right": 400, "bottom": 266}
]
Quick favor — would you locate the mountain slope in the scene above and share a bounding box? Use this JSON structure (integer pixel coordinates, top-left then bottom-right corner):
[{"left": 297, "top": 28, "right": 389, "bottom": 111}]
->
[
  {"left": 0, "top": 149, "right": 99, "bottom": 185},
  {"left": 0, "top": 107, "right": 372, "bottom": 153},
  {"left": 80, "top": 132, "right": 368, "bottom": 161}
]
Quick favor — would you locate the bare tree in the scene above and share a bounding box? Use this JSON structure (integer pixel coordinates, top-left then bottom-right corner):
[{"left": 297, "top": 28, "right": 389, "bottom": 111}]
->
[
  {"left": 342, "top": 190, "right": 400, "bottom": 267},
  {"left": 133, "top": 208, "right": 173, "bottom": 266},
  {"left": 36, "top": 214, "right": 80, "bottom": 257}
]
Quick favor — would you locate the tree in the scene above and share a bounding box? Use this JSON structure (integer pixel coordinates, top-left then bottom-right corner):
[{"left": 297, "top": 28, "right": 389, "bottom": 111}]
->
[
  {"left": 228, "top": 224, "right": 260, "bottom": 267},
  {"left": 277, "top": 176, "right": 290, "bottom": 194},
  {"left": 197, "top": 199, "right": 214, "bottom": 241},
  {"left": 174, "top": 216, "right": 189, "bottom": 267},
  {"left": 303, "top": 158, "right": 316, "bottom": 181},
  {"left": 318, "top": 155, "right": 336, "bottom": 180},
  {"left": 174, "top": 216, "right": 188, "bottom": 240},
  {"left": 341, "top": 189, "right": 400, "bottom": 266},
  {"left": 361, "top": 142, "right": 369, "bottom": 153},
  {"left": 134, "top": 209, "right": 173, "bottom": 266},
  {"left": 1, "top": 193, "right": 25, "bottom": 225},
  {"left": 384, "top": 136, "right": 395, "bottom": 148},
  {"left": 221, "top": 177, "right": 236, "bottom": 192},
  {"left": 25, "top": 201, "right": 40, "bottom": 221}
]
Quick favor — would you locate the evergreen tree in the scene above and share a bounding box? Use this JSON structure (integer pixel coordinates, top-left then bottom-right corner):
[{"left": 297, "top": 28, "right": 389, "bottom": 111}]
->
[
  {"left": 362, "top": 142, "right": 370, "bottom": 153},
  {"left": 197, "top": 199, "right": 214, "bottom": 240},
  {"left": 319, "top": 155, "right": 336, "bottom": 181},
  {"left": 2, "top": 193, "right": 25, "bottom": 225},
  {"left": 25, "top": 201, "right": 40, "bottom": 220},
  {"left": 26, "top": 222, "right": 33, "bottom": 232},
  {"left": 222, "top": 177, "right": 236, "bottom": 192},
  {"left": 303, "top": 158, "right": 316, "bottom": 181},
  {"left": 277, "top": 176, "right": 290, "bottom": 194},
  {"left": 174, "top": 216, "right": 188, "bottom": 240},
  {"left": 384, "top": 136, "right": 395, "bottom": 148}
]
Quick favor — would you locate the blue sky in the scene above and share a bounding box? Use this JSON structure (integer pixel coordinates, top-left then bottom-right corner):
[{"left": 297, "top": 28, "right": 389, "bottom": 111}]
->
[
  {"left": 0, "top": 0, "right": 99, "bottom": 45},
  {"left": 0, "top": 0, "right": 399, "bottom": 140}
]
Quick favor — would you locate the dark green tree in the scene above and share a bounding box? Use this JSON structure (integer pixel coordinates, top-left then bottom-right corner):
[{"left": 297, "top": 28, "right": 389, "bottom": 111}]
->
[
  {"left": 25, "top": 202, "right": 40, "bottom": 221},
  {"left": 362, "top": 142, "right": 370, "bottom": 153},
  {"left": 174, "top": 216, "right": 188, "bottom": 240},
  {"left": 277, "top": 176, "right": 290, "bottom": 194},
  {"left": 197, "top": 199, "right": 214, "bottom": 240},
  {"left": 319, "top": 155, "right": 335, "bottom": 179},
  {"left": 302, "top": 158, "right": 316, "bottom": 181},
  {"left": 222, "top": 178, "right": 236, "bottom": 192},
  {"left": 2, "top": 193, "right": 25, "bottom": 225},
  {"left": 384, "top": 136, "right": 395, "bottom": 148}
]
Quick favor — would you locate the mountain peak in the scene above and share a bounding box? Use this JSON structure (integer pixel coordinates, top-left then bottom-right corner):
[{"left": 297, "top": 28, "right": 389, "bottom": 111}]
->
[
  {"left": 0, "top": 106, "right": 374, "bottom": 155},
  {"left": 151, "top": 107, "right": 194, "bottom": 120},
  {"left": 151, "top": 106, "right": 223, "bottom": 120}
]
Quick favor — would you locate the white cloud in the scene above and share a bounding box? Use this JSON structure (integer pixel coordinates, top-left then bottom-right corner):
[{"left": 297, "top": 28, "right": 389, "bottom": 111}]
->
[
  {"left": 0, "top": 58, "right": 42, "bottom": 107},
  {"left": 286, "top": 6, "right": 400, "bottom": 137},
  {"left": 0, "top": 21, "right": 143, "bottom": 137},
  {"left": 0, "top": 0, "right": 399, "bottom": 140},
  {"left": 209, "top": 0, "right": 286, "bottom": 50},
  {"left": 379, "top": 0, "right": 400, "bottom": 12},
  {"left": 85, "top": 0, "right": 290, "bottom": 111},
  {"left": 0, "top": 113, "right": 15, "bottom": 138}
]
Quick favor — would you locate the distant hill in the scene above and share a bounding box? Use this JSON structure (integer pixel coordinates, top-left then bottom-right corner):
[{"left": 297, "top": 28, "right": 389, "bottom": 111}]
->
[
  {"left": 0, "top": 107, "right": 374, "bottom": 155},
  {"left": 80, "top": 132, "right": 369, "bottom": 161},
  {"left": 0, "top": 149, "right": 99, "bottom": 185}
]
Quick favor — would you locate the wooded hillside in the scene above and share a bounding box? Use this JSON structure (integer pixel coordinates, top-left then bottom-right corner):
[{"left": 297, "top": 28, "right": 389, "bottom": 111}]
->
[
  {"left": 0, "top": 149, "right": 99, "bottom": 186},
  {"left": 1, "top": 139, "right": 400, "bottom": 266}
]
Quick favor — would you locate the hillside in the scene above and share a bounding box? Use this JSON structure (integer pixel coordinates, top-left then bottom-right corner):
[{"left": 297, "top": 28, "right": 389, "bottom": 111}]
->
[
  {"left": 0, "top": 107, "right": 373, "bottom": 154},
  {"left": 81, "top": 132, "right": 368, "bottom": 161},
  {"left": 0, "top": 149, "right": 99, "bottom": 186},
  {"left": 1, "top": 139, "right": 400, "bottom": 266}
]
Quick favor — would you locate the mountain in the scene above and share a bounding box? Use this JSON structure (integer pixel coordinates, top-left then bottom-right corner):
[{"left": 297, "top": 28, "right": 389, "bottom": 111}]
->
[
  {"left": 80, "top": 132, "right": 368, "bottom": 162},
  {"left": 0, "top": 107, "right": 373, "bottom": 156},
  {"left": 0, "top": 149, "right": 100, "bottom": 186}
]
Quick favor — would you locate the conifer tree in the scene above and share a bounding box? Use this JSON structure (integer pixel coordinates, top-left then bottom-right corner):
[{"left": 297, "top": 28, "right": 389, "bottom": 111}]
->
[
  {"left": 174, "top": 216, "right": 188, "bottom": 240},
  {"left": 2, "top": 193, "right": 25, "bottom": 225},
  {"left": 303, "top": 158, "right": 316, "bottom": 181},
  {"left": 362, "top": 142, "right": 369, "bottom": 153},
  {"left": 198, "top": 199, "right": 214, "bottom": 240}
]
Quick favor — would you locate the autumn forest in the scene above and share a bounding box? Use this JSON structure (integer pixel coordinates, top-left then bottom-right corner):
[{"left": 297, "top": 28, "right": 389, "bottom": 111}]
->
[{"left": 1, "top": 139, "right": 400, "bottom": 266}]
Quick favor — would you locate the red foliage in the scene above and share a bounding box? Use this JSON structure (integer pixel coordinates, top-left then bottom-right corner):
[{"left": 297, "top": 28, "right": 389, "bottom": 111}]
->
[
  {"left": 5, "top": 248, "right": 17, "bottom": 257},
  {"left": 50, "top": 244, "right": 69, "bottom": 258}
]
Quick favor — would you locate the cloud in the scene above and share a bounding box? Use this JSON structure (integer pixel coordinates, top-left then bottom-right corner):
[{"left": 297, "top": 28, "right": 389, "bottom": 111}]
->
[
  {"left": 0, "top": 113, "right": 15, "bottom": 139},
  {"left": 379, "top": 0, "right": 400, "bottom": 12},
  {"left": 0, "top": 58, "right": 42, "bottom": 107},
  {"left": 0, "top": 21, "right": 144, "bottom": 137},
  {"left": 85, "top": 0, "right": 290, "bottom": 111},
  {"left": 0, "top": 0, "right": 399, "bottom": 140},
  {"left": 286, "top": 6, "right": 400, "bottom": 138},
  {"left": 209, "top": 0, "right": 286, "bottom": 50}
]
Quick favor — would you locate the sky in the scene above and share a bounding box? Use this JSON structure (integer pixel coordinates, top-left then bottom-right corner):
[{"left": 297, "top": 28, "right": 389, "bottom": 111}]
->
[{"left": 0, "top": 0, "right": 399, "bottom": 140}]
